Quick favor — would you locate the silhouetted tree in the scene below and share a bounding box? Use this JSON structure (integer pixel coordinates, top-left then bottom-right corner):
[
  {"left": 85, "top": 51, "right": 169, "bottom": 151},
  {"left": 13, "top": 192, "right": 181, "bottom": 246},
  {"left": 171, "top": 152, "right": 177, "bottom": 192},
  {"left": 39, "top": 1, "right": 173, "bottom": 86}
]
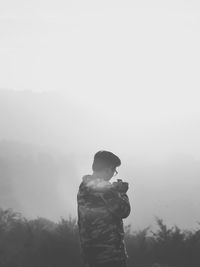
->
[{"left": 1, "top": 208, "right": 200, "bottom": 267}]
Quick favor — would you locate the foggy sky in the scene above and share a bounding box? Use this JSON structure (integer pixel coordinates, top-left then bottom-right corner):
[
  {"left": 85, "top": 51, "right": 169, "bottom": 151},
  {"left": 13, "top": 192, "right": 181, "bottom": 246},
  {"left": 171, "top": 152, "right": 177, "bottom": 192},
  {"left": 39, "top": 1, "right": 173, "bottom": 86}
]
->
[
  {"left": 0, "top": 90, "right": 200, "bottom": 230},
  {"left": 0, "top": 0, "right": 200, "bottom": 230}
]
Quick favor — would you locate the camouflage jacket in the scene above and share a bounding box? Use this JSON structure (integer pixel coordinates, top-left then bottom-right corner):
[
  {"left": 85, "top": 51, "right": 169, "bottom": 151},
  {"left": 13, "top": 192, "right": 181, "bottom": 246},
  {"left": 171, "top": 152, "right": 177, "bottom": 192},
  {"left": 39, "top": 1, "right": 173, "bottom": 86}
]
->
[{"left": 77, "top": 175, "right": 131, "bottom": 264}]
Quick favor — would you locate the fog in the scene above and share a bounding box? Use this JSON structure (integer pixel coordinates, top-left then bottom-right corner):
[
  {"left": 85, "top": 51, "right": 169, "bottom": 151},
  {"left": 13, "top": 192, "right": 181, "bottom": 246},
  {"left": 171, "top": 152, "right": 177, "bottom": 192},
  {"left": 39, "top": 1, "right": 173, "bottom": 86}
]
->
[
  {"left": 1, "top": 0, "right": 200, "bottom": 230},
  {"left": 0, "top": 90, "right": 200, "bottom": 230}
]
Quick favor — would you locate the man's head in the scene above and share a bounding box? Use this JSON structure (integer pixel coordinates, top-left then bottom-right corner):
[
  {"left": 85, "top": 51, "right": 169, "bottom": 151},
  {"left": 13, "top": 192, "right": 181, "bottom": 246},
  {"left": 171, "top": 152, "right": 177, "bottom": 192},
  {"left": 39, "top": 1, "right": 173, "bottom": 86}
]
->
[{"left": 92, "top": 150, "right": 121, "bottom": 181}]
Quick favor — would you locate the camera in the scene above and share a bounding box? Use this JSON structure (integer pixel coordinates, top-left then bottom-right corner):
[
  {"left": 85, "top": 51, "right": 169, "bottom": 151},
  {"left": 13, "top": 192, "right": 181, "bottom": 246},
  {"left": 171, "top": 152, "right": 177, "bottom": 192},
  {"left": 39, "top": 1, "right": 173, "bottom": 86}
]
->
[{"left": 112, "top": 179, "right": 129, "bottom": 193}]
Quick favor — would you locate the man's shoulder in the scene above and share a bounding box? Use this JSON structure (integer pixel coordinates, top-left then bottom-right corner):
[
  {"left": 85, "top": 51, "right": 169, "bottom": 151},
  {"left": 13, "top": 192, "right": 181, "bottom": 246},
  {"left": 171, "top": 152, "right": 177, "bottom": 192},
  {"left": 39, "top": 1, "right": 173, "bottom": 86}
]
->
[{"left": 79, "top": 175, "right": 113, "bottom": 192}]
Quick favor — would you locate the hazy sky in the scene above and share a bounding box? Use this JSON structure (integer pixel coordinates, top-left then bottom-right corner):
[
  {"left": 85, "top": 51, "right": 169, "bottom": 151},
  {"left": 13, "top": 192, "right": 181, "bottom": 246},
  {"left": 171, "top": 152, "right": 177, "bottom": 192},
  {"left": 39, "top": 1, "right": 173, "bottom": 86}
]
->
[
  {"left": 1, "top": 1, "right": 200, "bottom": 157},
  {"left": 1, "top": 1, "right": 200, "bottom": 230}
]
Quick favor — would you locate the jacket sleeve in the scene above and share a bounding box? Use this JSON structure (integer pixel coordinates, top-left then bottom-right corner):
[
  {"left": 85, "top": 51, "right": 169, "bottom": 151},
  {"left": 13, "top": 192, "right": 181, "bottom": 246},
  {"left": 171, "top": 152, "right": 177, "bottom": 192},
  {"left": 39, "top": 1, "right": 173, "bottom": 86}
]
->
[{"left": 100, "top": 189, "right": 131, "bottom": 219}]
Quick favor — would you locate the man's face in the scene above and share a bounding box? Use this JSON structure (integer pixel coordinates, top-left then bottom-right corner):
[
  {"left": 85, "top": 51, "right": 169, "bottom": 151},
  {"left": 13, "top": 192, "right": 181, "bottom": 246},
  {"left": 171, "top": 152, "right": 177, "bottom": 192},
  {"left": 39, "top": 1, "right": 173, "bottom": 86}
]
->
[{"left": 104, "top": 167, "right": 118, "bottom": 181}]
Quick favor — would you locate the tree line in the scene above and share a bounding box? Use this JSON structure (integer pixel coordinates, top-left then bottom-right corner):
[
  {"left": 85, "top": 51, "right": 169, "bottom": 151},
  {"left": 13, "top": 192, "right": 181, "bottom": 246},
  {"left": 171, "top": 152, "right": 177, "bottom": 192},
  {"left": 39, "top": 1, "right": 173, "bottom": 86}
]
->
[{"left": 0, "top": 208, "right": 199, "bottom": 267}]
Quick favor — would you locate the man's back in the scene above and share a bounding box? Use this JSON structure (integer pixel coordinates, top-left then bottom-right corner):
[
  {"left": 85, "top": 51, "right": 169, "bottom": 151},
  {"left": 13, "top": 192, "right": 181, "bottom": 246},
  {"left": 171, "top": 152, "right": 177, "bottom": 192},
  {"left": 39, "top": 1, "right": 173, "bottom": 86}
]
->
[{"left": 77, "top": 174, "right": 130, "bottom": 266}]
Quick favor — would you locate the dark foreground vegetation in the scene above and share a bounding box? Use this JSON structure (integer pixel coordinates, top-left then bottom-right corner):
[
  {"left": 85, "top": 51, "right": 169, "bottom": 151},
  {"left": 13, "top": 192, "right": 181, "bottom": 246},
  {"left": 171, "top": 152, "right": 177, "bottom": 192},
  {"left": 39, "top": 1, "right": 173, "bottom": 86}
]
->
[{"left": 0, "top": 208, "right": 200, "bottom": 267}]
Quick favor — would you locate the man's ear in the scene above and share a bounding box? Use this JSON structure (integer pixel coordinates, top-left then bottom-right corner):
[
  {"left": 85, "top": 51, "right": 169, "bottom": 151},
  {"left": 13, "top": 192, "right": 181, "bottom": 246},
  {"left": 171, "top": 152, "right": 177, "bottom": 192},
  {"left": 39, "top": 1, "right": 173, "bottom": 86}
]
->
[{"left": 105, "top": 167, "right": 112, "bottom": 172}]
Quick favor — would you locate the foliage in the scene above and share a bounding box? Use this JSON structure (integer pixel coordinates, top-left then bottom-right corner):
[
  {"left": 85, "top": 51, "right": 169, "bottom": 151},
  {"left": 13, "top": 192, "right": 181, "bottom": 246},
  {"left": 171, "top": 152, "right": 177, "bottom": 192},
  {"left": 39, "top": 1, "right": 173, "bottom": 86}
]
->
[{"left": 0, "top": 208, "right": 200, "bottom": 267}]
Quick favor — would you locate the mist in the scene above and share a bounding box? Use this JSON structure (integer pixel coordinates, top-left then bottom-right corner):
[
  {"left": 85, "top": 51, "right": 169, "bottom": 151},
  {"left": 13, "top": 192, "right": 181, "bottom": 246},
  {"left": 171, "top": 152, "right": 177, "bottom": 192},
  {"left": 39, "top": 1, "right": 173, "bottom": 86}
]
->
[
  {"left": 1, "top": 0, "right": 200, "bottom": 230},
  {"left": 0, "top": 89, "right": 199, "bottom": 230}
]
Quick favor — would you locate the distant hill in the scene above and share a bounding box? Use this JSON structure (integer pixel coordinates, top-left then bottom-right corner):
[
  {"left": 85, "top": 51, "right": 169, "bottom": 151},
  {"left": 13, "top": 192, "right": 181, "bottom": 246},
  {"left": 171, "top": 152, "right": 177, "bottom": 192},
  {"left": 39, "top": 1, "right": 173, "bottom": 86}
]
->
[
  {"left": 0, "top": 88, "right": 100, "bottom": 153},
  {"left": 0, "top": 139, "right": 78, "bottom": 221}
]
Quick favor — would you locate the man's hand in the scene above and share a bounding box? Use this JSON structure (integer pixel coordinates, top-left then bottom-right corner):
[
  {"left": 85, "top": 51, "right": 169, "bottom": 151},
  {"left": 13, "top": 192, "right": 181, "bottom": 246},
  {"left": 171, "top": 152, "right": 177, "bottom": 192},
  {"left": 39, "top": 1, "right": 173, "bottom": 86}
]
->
[{"left": 112, "top": 180, "right": 129, "bottom": 193}]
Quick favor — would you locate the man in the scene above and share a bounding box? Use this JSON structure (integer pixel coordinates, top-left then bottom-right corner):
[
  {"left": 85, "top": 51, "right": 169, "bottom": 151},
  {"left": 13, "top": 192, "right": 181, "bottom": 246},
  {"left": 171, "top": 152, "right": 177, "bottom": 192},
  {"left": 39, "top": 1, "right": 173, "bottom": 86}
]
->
[{"left": 77, "top": 150, "right": 131, "bottom": 267}]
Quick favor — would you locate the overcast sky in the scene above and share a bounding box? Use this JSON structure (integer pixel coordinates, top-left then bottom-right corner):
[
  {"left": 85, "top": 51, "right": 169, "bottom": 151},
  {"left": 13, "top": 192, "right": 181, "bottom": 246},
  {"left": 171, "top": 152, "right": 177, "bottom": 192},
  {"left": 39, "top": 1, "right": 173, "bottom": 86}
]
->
[
  {"left": 1, "top": 1, "right": 200, "bottom": 230},
  {"left": 1, "top": 0, "right": 200, "bottom": 157}
]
